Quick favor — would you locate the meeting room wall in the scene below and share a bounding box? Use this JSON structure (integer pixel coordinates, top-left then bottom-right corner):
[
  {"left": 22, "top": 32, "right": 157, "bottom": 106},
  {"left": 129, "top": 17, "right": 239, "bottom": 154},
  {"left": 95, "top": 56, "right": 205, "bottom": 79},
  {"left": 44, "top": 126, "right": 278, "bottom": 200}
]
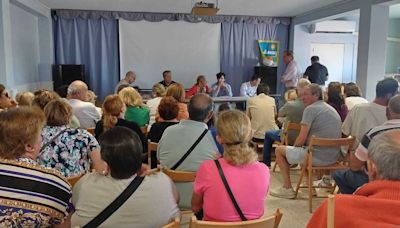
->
[
  {"left": 385, "top": 18, "right": 400, "bottom": 74},
  {"left": 0, "top": 0, "right": 52, "bottom": 98},
  {"left": 293, "top": 24, "right": 358, "bottom": 83}
]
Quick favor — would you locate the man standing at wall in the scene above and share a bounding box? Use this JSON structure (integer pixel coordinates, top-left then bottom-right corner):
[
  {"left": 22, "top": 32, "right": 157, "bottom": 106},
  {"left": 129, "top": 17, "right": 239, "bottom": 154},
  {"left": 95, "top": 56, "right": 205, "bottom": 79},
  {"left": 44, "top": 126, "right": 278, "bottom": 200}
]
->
[
  {"left": 115, "top": 71, "right": 136, "bottom": 94},
  {"left": 303, "top": 56, "right": 328, "bottom": 88},
  {"left": 281, "top": 50, "right": 302, "bottom": 91}
]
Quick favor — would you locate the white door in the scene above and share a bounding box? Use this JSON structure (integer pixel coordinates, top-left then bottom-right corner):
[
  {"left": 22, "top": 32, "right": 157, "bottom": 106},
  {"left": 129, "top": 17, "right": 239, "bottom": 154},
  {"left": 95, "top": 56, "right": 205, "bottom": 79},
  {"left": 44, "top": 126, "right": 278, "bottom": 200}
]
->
[{"left": 310, "top": 43, "right": 345, "bottom": 83}]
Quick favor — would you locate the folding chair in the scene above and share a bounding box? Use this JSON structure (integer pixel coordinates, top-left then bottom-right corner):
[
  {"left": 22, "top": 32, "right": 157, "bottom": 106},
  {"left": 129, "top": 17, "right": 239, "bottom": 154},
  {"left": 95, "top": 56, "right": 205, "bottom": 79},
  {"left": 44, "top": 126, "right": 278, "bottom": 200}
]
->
[
  {"left": 189, "top": 209, "right": 283, "bottom": 228},
  {"left": 272, "top": 122, "right": 301, "bottom": 172},
  {"left": 147, "top": 140, "right": 158, "bottom": 168},
  {"left": 294, "top": 135, "right": 355, "bottom": 213}
]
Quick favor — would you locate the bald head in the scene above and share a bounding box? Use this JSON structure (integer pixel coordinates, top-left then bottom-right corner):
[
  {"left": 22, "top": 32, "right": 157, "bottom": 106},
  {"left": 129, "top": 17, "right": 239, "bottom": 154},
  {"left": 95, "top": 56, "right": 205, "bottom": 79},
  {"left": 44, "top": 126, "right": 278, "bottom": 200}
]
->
[
  {"left": 125, "top": 71, "right": 136, "bottom": 84},
  {"left": 188, "top": 93, "right": 213, "bottom": 122},
  {"left": 68, "top": 80, "right": 88, "bottom": 101},
  {"left": 387, "top": 95, "right": 400, "bottom": 119}
]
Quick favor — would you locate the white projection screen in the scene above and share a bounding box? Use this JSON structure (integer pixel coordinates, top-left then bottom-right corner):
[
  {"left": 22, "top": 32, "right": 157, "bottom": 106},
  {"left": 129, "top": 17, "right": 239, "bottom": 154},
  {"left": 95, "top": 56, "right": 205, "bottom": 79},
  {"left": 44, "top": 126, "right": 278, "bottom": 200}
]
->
[{"left": 119, "top": 19, "right": 221, "bottom": 90}]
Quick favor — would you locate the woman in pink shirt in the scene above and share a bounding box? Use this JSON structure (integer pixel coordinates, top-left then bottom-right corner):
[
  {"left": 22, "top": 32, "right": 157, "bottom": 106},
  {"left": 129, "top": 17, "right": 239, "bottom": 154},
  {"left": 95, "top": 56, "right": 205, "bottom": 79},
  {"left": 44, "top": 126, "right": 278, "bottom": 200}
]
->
[{"left": 192, "top": 110, "right": 270, "bottom": 222}]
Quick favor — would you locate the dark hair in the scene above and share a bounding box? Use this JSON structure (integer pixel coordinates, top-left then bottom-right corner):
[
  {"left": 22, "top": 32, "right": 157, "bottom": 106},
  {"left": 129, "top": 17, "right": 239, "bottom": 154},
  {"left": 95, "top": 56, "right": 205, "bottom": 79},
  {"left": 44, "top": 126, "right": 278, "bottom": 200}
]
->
[
  {"left": 99, "top": 126, "right": 143, "bottom": 179},
  {"left": 256, "top": 83, "right": 270, "bottom": 95},
  {"left": 55, "top": 85, "right": 69, "bottom": 98},
  {"left": 188, "top": 93, "right": 213, "bottom": 121},
  {"left": 117, "top": 84, "right": 130, "bottom": 94},
  {"left": 376, "top": 78, "right": 399, "bottom": 98},
  {"left": 327, "top": 82, "right": 345, "bottom": 107},
  {"left": 218, "top": 103, "right": 232, "bottom": 112},
  {"left": 158, "top": 96, "right": 179, "bottom": 120},
  {"left": 311, "top": 56, "right": 319, "bottom": 62},
  {"left": 344, "top": 82, "right": 362, "bottom": 97},
  {"left": 163, "top": 70, "right": 171, "bottom": 78},
  {"left": 216, "top": 72, "right": 225, "bottom": 80},
  {"left": 251, "top": 75, "right": 260, "bottom": 81}
]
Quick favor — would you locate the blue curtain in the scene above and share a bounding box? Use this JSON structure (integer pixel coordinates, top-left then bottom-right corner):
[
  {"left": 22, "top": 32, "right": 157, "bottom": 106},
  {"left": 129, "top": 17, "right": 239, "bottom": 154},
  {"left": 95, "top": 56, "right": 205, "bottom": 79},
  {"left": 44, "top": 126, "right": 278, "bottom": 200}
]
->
[
  {"left": 53, "top": 16, "right": 119, "bottom": 100},
  {"left": 220, "top": 23, "right": 289, "bottom": 96}
]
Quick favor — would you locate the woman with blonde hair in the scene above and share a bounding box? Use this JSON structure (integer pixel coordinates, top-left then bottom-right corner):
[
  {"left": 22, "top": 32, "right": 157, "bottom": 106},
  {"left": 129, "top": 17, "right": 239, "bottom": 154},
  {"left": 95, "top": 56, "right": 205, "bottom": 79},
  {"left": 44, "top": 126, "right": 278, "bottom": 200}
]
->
[
  {"left": 119, "top": 87, "right": 150, "bottom": 127},
  {"left": 0, "top": 107, "right": 71, "bottom": 226},
  {"left": 163, "top": 83, "right": 189, "bottom": 121},
  {"left": 95, "top": 94, "right": 146, "bottom": 150},
  {"left": 147, "top": 83, "right": 166, "bottom": 126},
  {"left": 15, "top": 91, "right": 34, "bottom": 106},
  {"left": 192, "top": 110, "right": 269, "bottom": 221},
  {"left": 38, "top": 99, "right": 105, "bottom": 177}
]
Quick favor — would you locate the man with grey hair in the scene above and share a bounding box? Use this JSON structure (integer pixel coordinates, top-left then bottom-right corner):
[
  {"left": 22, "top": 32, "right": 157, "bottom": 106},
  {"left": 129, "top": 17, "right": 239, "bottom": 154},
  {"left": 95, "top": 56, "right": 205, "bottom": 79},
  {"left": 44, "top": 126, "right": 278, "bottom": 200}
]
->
[
  {"left": 262, "top": 78, "right": 311, "bottom": 167},
  {"left": 157, "top": 93, "right": 218, "bottom": 209},
  {"left": 114, "top": 71, "right": 136, "bottom": 94},
  {"left": 270, "top": 84, "right": 342, "bottom": 199},
  {"left": 281, "top": 50, "right": 302, "bottom": 90},
  {"left": 68, "top": 80, "right": 100, "bottom": 129},
  {"left": 308, "top": 129, "right": 400, "bottom": 227},
  {"left": 333, "top": 94, "right": 400, "bottom": 194}
]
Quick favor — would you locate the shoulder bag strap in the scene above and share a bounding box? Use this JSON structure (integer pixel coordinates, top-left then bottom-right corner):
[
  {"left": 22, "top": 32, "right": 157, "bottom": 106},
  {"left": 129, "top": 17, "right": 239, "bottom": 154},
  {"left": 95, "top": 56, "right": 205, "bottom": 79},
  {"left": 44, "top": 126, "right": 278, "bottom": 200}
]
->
[
  {"left": 39, "top": 128, "right": 68, "bottom": 153},
  {"left": 214, "top": 160, "right": 247, "bottom": 221},
  {"left": 83, "top": 175, "right": 145, "bottom": 228},
  {"left": 171, "top": 129, "right": 208, "bottom": 170}
]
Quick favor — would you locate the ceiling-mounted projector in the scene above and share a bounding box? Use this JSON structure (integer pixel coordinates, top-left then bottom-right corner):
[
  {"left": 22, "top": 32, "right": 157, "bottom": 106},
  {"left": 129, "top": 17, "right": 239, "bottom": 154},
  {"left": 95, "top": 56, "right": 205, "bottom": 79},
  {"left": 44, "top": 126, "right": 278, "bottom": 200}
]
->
[{"left": 191, "top": 1, "right": 219, "bottom": 16}]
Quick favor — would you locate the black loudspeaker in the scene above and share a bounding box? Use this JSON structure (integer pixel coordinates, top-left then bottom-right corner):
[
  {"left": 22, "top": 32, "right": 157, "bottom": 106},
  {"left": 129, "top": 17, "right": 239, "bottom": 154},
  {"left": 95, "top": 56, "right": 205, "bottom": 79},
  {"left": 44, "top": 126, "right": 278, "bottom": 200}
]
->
[
  {"left": 254, "top": 66, "right": 277, "bottom": 94},
  {"left": 52, "top": 64, "right": 85, "bottom": 90}
]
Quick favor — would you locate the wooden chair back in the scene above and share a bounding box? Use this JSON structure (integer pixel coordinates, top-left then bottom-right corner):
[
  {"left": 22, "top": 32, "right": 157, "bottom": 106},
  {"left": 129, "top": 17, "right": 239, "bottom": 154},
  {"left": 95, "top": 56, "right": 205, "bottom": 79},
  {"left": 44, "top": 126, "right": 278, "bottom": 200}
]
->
[
  {"left": 147, "top": 140, "right": 158, "bottom": 167},
  {"left": 294, "top": 136, "right": 355, "bottom": 213},
  {"left": 67, "top": 174, "right": 84, "bottom": 187},
  {"left": 162, "top": 217, "right": 180, "bottom": 228},
  {"left": 327, "top": 194, "right": 335, "bottom": 228},
  {"left": 282, "top": 122, "right": 301, "bottom": 146},
  {"left": 141, "top": 125, "right": 148, "bottom": 136},
  {"left": 86, "top": 128, "right": 95, "bottom": 135},
  {"left": 189, "top": 209, "right": 283, "bottom": 228},
  {"left": 163, "top": 169, "right": 196, "bottom": 182}
]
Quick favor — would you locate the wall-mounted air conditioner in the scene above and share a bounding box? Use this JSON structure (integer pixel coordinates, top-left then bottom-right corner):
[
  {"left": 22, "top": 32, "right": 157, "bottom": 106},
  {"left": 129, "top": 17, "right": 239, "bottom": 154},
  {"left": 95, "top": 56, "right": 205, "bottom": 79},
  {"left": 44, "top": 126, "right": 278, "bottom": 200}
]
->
[{"left": 309, "top": 20, "right": 357, "bottom": 34}]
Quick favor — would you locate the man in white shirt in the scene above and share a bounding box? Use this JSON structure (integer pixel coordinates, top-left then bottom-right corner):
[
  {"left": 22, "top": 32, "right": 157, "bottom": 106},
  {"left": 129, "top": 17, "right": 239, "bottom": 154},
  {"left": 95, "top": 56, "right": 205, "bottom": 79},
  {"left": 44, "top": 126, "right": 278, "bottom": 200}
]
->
[
  {"left": 115, "top": 71, "right": 136, "bottom": 94},
  {"left": 240, "top": 75, "right": 261, "bottom": 97},
  {"left": 68, "top": 80, "right": 101, "bottom": 129},
  {"left": 281, "top": 50, "right": 302, "bottom": 90},
  {"left": 342, "top": 78, "right": 399, "bottom": 148}
]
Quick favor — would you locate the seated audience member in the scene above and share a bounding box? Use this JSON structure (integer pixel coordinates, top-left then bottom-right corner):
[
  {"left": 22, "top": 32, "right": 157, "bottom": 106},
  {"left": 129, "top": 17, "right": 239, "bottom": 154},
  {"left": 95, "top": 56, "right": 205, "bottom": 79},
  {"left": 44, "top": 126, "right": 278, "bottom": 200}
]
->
[
  {"left": 262, "top": 78, "right": 310, "bottom": 167},
  {"left": 209, "top": 103, "right": 232, "bottom": 155},
  {"left": 270, "top": 84, "right": 342, "bottom": 198},
  {"left": 333, "top": 95, "right": 400, "bottom": 194},
  {"left": 284, "top": 89, "right": 298, "bottom": 103},
  {"left": 147, "top": 97, "right": 179, "bottom": 168},
  {"left": 147, "top": 97, "right": 179, "bottom": 143},
  {"left": 186, "top": 75, "right": 212, "bottom": 98},
  {"left": 159, "top": 70, "right": 176, "bottom": 89},
  {"left": 67, "top": 80, "right": 100, "bottom": 129},
  {"left": 342, "top": 78, "right": 399, "bottom": 148},
  {"left": 95, "top": 95, "right": 146, "bottom": 150},
  {"left": 343, "top": 82, "right": 368, "bottom": 110},
  {"left": 192, "top": 110, "right": 269, "bottom": 221},
  {"left": 33, "top": 89, "right": 80, "bottom": 128},
  {"left": 37, "top": 99, "right": 105, "bottom": 177},
  {"left": 86, "top": 90, "right": 102, "bottom": 114},
  {"left": 158, "top": 93, "right": 218, "bottom": 209},
  {"left": 147, "top": 83, "right": 166, "bottom": 126},
  {"left": 163, "top": 83, "right": 189, "bottom": 121},
  {"left": 0, "top": 107, "right": 71, "bottom": 227},
  {"left": 0, "top": 84, "right": 17, "bottom": 111},
  {"left": 71, "top": 127, "right": 180, "bottom": 227},
  {"left": 246, "top": 83, "right": 278, "bottom": 142},
  {"left": 211, "top": 72, "right": 233, "bottom": 97},
  {"left": 240, "top": 75, "right": 261, "bottom": 97},
  {"left": 119, "top": 87, "right": 150, "bottom": 127},
  {"left": 15, "top": 91, "right": 34, "bottom": 106},
  {"left": 327, "top": 82, "right": 348, "bottom": 121},
  {"left": 308, "top": 129, "right": 400, "bottom": 227},
  {"left": 114, "top": 70, "right": 136, "bottom": 94}
]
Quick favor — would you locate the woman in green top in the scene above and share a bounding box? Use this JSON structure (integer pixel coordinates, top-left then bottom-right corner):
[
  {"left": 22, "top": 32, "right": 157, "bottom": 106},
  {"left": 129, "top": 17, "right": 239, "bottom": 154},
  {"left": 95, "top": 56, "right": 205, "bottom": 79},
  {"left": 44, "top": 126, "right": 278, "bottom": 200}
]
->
[{"left": 118, "top": 87, "right": 150, "bottom": 127}]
